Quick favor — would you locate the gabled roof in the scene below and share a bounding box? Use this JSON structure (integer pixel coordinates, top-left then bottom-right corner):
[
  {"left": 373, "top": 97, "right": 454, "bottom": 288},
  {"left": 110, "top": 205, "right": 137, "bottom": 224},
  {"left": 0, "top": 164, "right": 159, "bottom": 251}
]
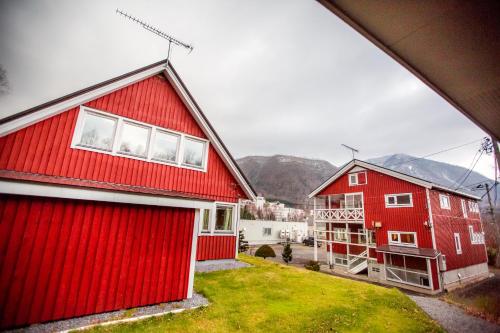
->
[
  {"left": 308, "top": 159, "right": 481, "bottom": 200},
  {"left": 0, "top": 59, "right": 257, "bottom": 201}
]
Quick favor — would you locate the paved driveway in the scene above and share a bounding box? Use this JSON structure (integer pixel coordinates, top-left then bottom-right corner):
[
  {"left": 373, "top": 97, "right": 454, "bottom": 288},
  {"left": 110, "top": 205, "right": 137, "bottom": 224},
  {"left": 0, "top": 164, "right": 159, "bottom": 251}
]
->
[{"left": 248, "top": 243, "right": 328, "bottom": 267}]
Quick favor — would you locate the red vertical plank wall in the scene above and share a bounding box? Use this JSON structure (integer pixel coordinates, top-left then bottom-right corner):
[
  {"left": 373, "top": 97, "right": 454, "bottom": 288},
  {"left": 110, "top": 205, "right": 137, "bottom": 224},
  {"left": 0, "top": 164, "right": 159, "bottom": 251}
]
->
[
  {"left": 429, "top": 190, "right": 487, "bottom": 270},
  {"left": 0, "top": 194, "right": 194, "bottom": 329},
  {"left": 318, "top": 169, "right": 434, "bottom": 264},
  {"left": 0, "top": 74, "right": 245, "bottom": 203},
  {"left": 196, "top": 236, "right": 236, "bottom": 260}
]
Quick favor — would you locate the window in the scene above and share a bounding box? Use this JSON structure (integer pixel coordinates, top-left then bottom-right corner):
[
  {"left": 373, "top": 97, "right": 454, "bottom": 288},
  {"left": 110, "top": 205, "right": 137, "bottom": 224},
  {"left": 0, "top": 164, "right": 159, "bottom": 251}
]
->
[
  {"left": 214, "top": 205, "right": 234, "bottom": 232},
  {"left": 152, "top": 131, "right": 179, "bottom": 163},
  {"left": 469, "top": 225, "right": 485, "bottom": 245},
  {"left": 385, "top": 194, "right": 413, "bottom": 207},
  {"left": 77, "top": 112, "right": 117, "bottom": 151},
  {"left": 118, "top": 122, "right": 150, "bottom": 157},
  {"left": 388, "top": 231, "right": 417, "bottom": 247},
  {"left": 439, "top": 194, "right": 451, "bottom": 209},
  {"left": 461, "top": 199, "right": 468, "bottom": 218},
  {"left": 201, "top": 209, "right": 211, "bottom": 233},
  {"left": 468, "top": 201, "right": 479, "bottom": 213},
  {"left": 183, "top": 137, "right": 206, "bottom": 168},
  {"left": 348, "top": 171, "right": 367, "bottom": 186},
  {"left": 72, "top": 107, "right": 209, "bottom": 171},
  {"left": 263, "top": 227, "right": 272, "bottom": 236},
  {"left": 454, "top": 233, "right": 462, "bottom": 254},
  {"left": 344, "top": 193, "right": 363, "bottom": 208}
]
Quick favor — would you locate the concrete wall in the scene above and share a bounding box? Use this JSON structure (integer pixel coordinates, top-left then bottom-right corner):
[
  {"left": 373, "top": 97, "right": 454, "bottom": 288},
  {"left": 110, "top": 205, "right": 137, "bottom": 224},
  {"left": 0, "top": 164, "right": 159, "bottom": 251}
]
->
[
  {"left": 442, "top": 262, "right": 490, "bottom": 291},
  {"left": 239, "top": 220, "right": 308, "bottom": 245}
]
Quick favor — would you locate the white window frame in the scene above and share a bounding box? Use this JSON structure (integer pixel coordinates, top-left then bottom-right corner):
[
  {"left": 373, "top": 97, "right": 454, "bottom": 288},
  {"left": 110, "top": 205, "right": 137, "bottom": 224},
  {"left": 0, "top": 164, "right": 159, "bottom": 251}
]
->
[
  {"left": 71, "top": 106, "right": 209, "bottom": 172},
  {"left": 150, "top": 129, "right": 181, "bottom": 164},
  {"left": 388, "top": 231, "right": 418, "bottom": 247},
  {"left": 198, "top": 202, "right": 238, "bottom": 236},
  {"left": 384, "top": 193, "right": 413, "bottom": 208},
  {"left": 263, "top": 227, "right": 272, "bottom": 236},
  {"left": 461, "top": 199, "right": 468, "bottom": 218},
  {"left": 182, "top": 136, "right": 208, "bottom": 169},
  {"left": 200, "top": 209, "right": 211, "bottom": 234},
  {"left": 468, "top": 201, "right": 479, "bottom": 213},
  {"left": 439, "top": 194, "right": 451, "bottom": 210},
  {"left": 454, "top": 233, "right": 462, "bottom": 254},
  {"left": 117, "top": 121, "right": 151, "bottom": 158},
  {"left": 348, "top": 171, "right": 367, "bottom": 186}
]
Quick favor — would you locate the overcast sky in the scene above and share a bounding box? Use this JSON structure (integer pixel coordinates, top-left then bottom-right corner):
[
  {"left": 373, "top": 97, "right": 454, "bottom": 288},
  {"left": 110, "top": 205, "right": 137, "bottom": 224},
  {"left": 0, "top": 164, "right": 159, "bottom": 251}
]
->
[{"left": 0, "top": 0, "right": 495, "bottom": 179}]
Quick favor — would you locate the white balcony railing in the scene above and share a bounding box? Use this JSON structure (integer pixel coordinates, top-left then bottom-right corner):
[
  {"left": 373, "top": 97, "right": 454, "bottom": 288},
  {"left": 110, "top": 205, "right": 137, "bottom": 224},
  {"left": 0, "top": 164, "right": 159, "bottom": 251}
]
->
[{"left": 314, "top": 208, "right": 364, "bottom": 222}]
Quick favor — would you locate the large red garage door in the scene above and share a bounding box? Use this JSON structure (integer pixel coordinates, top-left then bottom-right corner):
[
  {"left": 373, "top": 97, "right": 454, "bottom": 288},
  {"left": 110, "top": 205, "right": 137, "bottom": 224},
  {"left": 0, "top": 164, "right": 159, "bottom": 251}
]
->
[{"left": 0, "top": 194, "right": 195, "bottom": 329}]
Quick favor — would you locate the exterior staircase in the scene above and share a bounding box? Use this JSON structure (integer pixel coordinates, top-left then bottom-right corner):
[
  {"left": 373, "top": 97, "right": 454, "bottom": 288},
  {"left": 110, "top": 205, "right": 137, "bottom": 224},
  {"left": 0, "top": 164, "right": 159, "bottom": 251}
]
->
[{"left": 348, "top": 250, "right": 368, "bottom": 274}]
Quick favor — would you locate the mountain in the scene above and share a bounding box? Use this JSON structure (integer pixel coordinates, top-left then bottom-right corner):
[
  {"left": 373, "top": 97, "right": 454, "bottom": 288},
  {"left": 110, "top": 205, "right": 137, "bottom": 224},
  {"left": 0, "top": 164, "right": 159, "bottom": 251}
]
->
[
  {"left": 236, "top": 155, "right": 337, "bottom": 206},
  {"left": 367, "top": 153, "right": 497, "bottom": 206}
]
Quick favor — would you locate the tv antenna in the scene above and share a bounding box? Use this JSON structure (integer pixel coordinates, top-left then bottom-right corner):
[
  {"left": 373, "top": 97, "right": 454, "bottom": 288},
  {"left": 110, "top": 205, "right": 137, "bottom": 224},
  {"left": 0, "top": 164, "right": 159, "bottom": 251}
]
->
[
  {"left": 116, "top": 9, "right": 193, "bottom": 64},
  {"left": 341, "top": 144, "right": 359, "bottom": 160}
]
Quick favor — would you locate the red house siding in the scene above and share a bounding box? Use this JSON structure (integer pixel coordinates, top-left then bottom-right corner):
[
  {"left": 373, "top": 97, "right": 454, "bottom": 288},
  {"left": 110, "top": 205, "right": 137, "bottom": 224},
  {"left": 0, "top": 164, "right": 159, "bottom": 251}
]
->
[
  {"left": 0, "top": 194, "right": 195, "bottom": 329},
  {"left": 196, "top": 236, "right": 236, "bottom": 261},
  {"left": 429, "top": 190, "right": 487, "bottom": 270},
  {"left": 318, "top": 168, "right": 434, "bottom": 263},
  {"left": 0, "top": 75, "right": 245, "bottom": 203}
]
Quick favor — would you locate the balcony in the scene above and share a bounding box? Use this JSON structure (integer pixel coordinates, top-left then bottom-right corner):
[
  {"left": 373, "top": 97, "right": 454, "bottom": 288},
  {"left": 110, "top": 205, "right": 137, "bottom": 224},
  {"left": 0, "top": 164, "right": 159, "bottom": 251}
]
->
[{"left": 314, "top": 208, "right": 364, "bottom": 222}]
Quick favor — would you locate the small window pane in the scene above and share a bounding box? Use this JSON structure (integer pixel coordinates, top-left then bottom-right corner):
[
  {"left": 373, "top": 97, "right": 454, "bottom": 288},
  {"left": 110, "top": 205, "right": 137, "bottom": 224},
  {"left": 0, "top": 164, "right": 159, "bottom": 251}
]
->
[
  {"left": 391, "top": 233, "right": 399, "bottom": 242},
  {"left": 388, "top": 197, "right": 395, "bottom": 205},
  {"left": 202, "top": 210, "right": 210, "bottom": 232},
  {"left": 153, "top": 131, "right": 179, "bottom": 162},
  {"left": 183, "top": 138, "right": 205, "bottom": 167},
  {"left": 119, "top": 122, "right": 150, "bottom": 157},
  {"left": 397, "top": 195, "right": 411, "bottom": 205},
  {"left": 400, "top": 233, "right": 415, "bottom": 244},
  {"left": 215, "top": 206, "right": 233, "bottom": 231},
  {"left": 79, "top": 113, "right": 117, "bottom": 151}
]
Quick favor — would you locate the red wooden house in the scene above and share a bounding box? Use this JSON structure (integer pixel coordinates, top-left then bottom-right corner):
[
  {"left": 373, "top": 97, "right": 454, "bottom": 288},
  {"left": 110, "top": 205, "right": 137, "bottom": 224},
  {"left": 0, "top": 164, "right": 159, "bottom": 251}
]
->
[
  {"left": 309, "top": 160, "right": 488, "bottom": 294},
  {"left": 0, "top": 59, "right": 256, "bottom": 329}
]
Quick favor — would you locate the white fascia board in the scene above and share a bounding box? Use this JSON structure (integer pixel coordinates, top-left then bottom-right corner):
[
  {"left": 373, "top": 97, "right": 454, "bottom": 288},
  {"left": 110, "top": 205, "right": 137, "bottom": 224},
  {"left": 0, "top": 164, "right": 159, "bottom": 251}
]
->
[
  {"left": 308, "top": 160, "right": 433, "bottom": 198},
  {"left": 0, "top": 179, "right": 214, "bottom": 210},
  {"left": 0, "top": 64, "right": 167, "bottom": 137},
  {"left": 431, "top": 185, "right": 481, "bottom": 200},
  {"left": 163, "top": 67, "right": 256, "bottom": 201}
]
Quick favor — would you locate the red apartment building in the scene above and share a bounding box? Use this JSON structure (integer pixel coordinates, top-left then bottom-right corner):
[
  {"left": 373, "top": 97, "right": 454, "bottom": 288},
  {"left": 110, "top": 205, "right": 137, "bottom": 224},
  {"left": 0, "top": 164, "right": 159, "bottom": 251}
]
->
[
  {"left": 309, "top": 160, "right": 488, "bottom": 294},
  {"left": 0, "top": 59, "right": 256, "bottom": 329}
]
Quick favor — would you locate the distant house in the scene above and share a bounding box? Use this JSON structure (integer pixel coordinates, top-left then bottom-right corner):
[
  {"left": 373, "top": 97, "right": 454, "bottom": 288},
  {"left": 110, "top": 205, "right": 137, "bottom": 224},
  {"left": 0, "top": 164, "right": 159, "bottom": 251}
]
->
[
  {"left": 309, "top": 160, "right": 488, "bottom": 294},
  {"left": 0, "top": 59, "right": 255, "bottom": 329}
]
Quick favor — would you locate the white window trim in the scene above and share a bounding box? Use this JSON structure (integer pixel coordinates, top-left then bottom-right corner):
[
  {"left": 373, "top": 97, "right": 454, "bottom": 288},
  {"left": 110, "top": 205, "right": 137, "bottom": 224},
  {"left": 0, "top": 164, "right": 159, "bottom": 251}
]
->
[
  {"left": 71, "top": 106, "right": 209, "bottom": 172},
  {"left": 467, "top": 201, "right": 479, "bottom": 213},
  {"left": 454, "top": 233, "right": 462, "bottom": 254},
  {"left": 343, "top": 192, "right": 364, "bottom": 209},
  {"left": 461, "top": 199, "right": 468, "bottom": 218},
  {"left": 384, "top": 193, "right": 413, "bottom": 208},
  {"left": 388, "top": 231, "right": 418, "bottom": 248},
  {"left": 198, "top": 202, "right": 238, "bottom": 236},
  {"left": 263, "top": 227, "right": 272, "bottom": 236},
  {"left": 348, "top": 171, "right": 367, "bottom": 186},
  {"left": 439, "top": 194, "right": 451, "bottom": 210}
]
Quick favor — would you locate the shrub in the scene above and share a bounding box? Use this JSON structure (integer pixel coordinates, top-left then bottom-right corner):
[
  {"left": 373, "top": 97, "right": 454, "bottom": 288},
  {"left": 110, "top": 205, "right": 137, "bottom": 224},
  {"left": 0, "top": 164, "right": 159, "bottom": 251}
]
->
[
  {"left": 282, "top": 242, "right": 293, "bottom": 264},
  {"left": 255, "top": 245, "right": 276, "bottom": 259},
  {"left": 304, "top": 260, "right": 320, "bottom": 271},
  {"left": 487, "top": 247, "right": 497, "bottom": 266}
]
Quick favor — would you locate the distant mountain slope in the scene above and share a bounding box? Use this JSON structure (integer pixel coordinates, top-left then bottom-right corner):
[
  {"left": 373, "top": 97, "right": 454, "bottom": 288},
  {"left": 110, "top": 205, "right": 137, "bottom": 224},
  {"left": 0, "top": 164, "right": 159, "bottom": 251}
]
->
[
  {"left": 367, "top": 153, "right": 497, "bottom": 204},
  {"left": 236, "top": 155, "right": 337, "bottom": 206}
]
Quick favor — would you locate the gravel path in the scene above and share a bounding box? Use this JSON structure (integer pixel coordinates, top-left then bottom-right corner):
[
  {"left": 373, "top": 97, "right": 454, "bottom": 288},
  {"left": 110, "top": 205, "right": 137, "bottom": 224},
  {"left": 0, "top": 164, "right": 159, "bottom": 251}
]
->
[
  {"left": 7, "top": 293, "right": 209, "bottom": 333},
  {"left": 410, "top": 295, "right": 500, "bottom": 333},
  {"left": 195, "top": 259, "right": 250, "bottom": 273}
]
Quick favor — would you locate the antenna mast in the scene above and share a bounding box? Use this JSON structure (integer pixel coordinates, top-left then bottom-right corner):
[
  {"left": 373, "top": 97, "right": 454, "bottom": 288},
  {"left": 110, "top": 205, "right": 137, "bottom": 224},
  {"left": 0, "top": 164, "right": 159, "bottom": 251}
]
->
[
  {"left": 341, "top": 144, "right": 359, "bottom": 160},
  {"left": 116, "top": 9, "right": 193, "bottom": 64}
]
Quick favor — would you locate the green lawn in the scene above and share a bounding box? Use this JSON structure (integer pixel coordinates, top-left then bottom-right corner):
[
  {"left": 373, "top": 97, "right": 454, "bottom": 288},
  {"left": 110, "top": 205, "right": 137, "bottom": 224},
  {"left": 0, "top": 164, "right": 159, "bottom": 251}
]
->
[{"left": 89, "top": 255, "right": 443, "bottom": 332}]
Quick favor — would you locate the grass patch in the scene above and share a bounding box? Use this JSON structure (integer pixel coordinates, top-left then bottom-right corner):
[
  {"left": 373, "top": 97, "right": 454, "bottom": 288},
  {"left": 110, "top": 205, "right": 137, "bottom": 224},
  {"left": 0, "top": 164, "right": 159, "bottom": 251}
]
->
[{"left": 88, "top": 255, "right": 442, "bottom": 332}]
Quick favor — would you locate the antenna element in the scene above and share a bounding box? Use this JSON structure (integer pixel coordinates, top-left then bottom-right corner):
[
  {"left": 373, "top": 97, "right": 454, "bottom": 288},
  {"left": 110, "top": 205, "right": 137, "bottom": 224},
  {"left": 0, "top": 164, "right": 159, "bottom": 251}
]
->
[
  {"left": 341, "top": 144, "right": 359, "bottom": 160},
  {"left": 116, "top": 9, "right": 193, "bottom": 63}
]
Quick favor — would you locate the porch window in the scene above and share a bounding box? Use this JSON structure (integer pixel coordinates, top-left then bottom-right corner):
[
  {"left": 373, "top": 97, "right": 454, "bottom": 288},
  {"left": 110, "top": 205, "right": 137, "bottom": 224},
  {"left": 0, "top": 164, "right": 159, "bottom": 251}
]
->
[
  {"left": 201, "top": 209, "right": 211, "bottom": 233},
  {"left": 344, "top": 193, "right": 363, "bottom": 208},
  {"left": 385, "top": 193, "right": 413, "bottom": 207},
  {"left": 214, "top": 205, "right": 234, "bottom": 233},
  {"left": 77, "top": 112, "right": 117, "bottom": 151},
  {"left": 454, "top": 233, "right": 462, "bottom": 254},
  {"left": 439, "top": 194, "right": 451, "bottom": 209},
  {"left": 388, "top": 231, "right": 417, "bottom": 247}
]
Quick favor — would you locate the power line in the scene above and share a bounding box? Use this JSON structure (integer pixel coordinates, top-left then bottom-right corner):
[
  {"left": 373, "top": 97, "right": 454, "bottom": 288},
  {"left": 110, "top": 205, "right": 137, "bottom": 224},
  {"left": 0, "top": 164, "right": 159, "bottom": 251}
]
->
[
  {"left": 385, "top": 138, "right": 483, "bottom": 168},
  {"left": 454, "top": 150, "right": 484, "bottom": 190}
]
